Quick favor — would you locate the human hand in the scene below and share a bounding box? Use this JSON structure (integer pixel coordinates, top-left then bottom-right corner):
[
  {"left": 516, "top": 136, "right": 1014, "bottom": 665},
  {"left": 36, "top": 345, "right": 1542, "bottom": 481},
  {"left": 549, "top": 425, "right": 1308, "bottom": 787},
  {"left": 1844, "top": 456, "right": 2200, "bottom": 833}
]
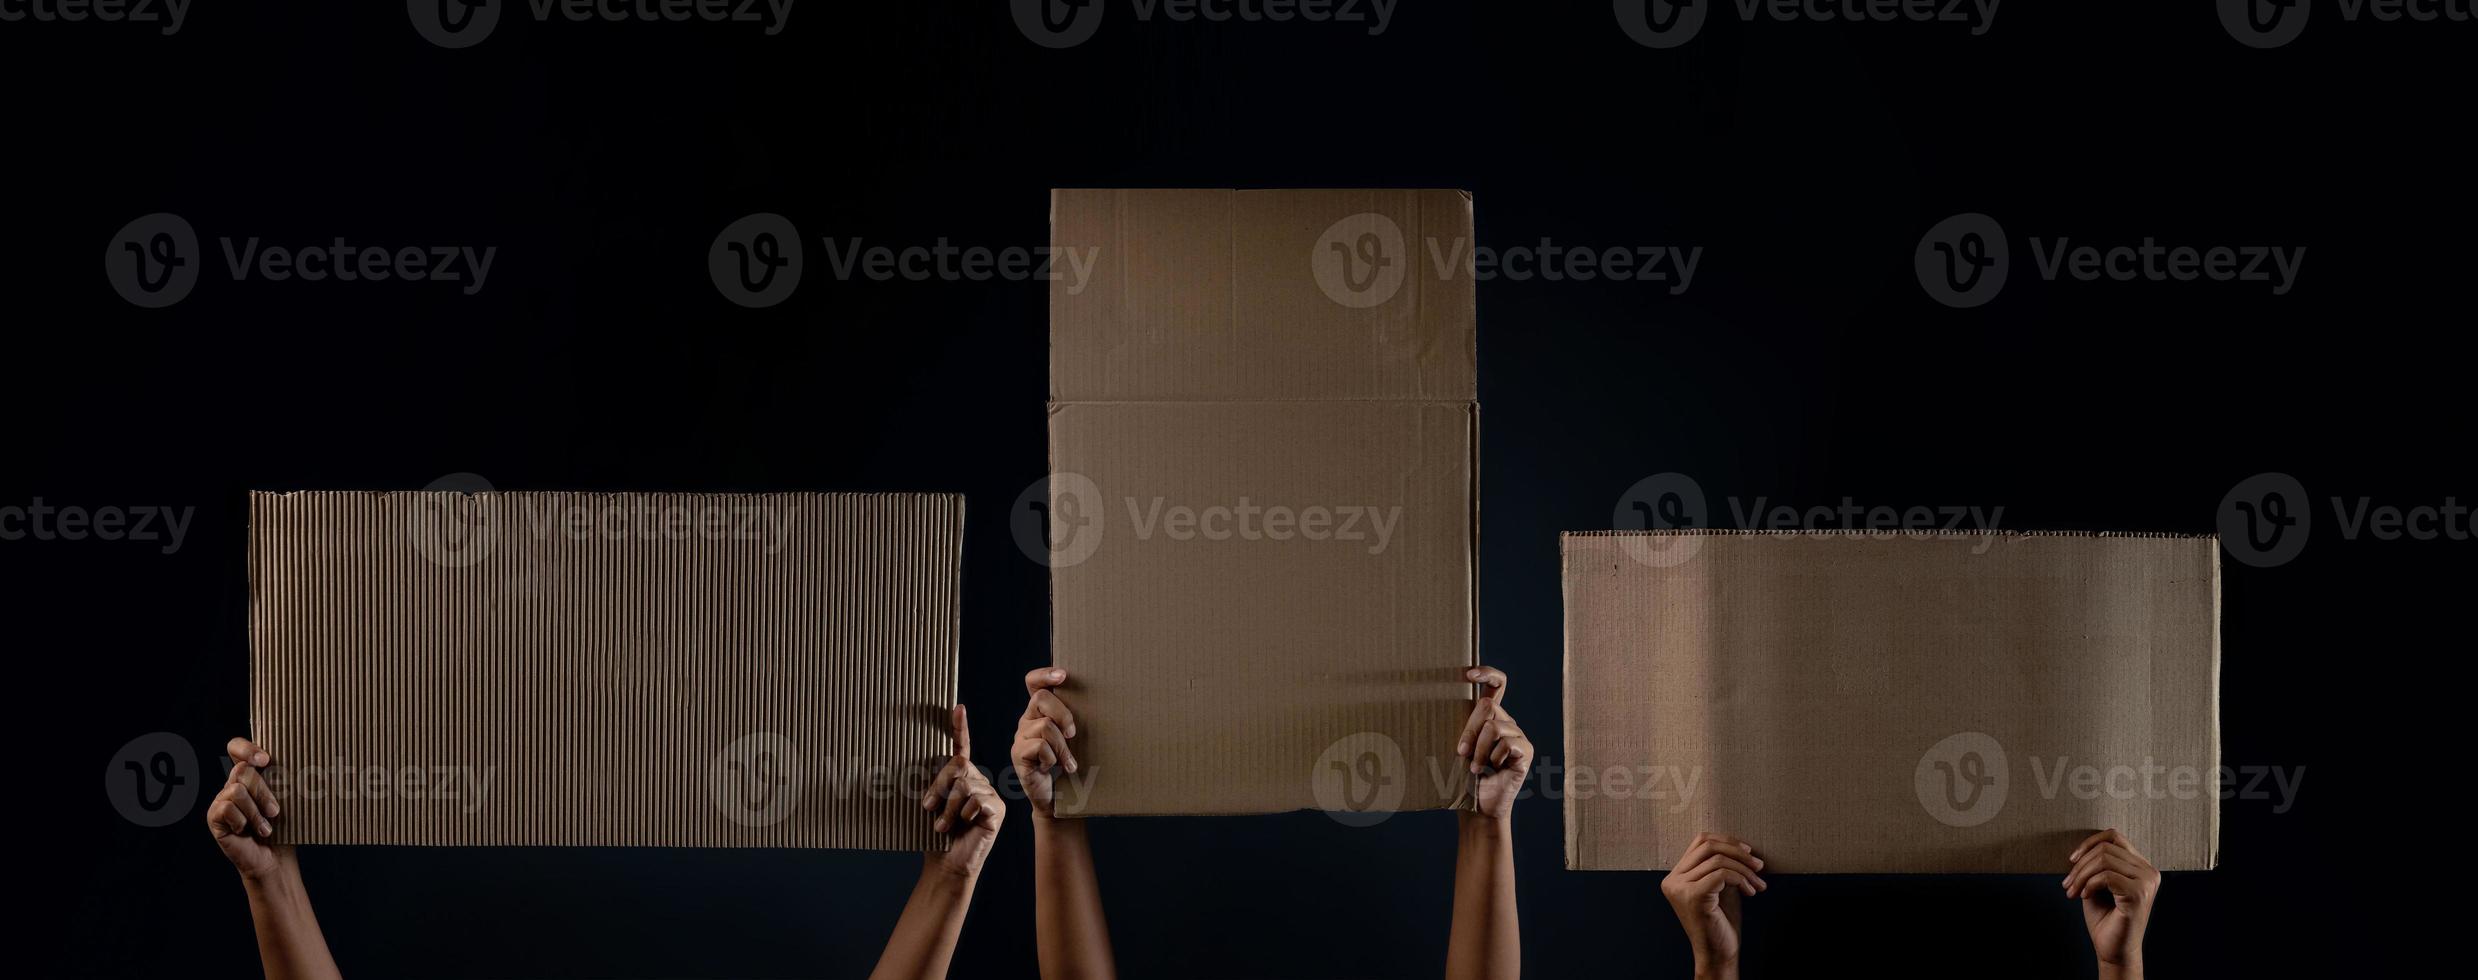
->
[
  {"left": 1010, "top": 668, "right": 1078, "bottom": 819},
  {"left": 1453, "top": 666, "right": 1532, "bottom": 822},
  {"left": 921, "top": 705, "right": 1003, "bottom": 879},
  {"left": 1660, "top": 832, "right": 1765, "bottom": 979}
]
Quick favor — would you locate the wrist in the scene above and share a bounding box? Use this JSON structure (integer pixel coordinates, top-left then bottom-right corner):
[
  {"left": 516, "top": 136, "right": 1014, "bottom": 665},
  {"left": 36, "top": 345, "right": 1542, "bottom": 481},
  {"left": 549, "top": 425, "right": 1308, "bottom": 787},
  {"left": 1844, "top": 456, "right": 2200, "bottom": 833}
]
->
[
  {"left": 1691, "top": 955, "right": 1739, "bottom": 980},
  {"left": 2098, "top": 954, "right": 2143, "bottom": 979}
]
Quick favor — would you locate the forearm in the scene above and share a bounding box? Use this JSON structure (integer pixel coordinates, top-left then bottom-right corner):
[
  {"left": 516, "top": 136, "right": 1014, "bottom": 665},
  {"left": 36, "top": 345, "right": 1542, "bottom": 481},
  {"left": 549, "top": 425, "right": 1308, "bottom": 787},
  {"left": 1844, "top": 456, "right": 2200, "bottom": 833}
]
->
[
  {"left": 1446, "top": 811, "right": 1519, "bottom": 980},
  {"left": 868, "top": 858, "right": 980, "bottom": 980},
  {"left": 1032, "top": 814, "right": 1116, "bottom": 980},
  {"left": 239, "top": 853, "right": 342, "bottom": 980}
]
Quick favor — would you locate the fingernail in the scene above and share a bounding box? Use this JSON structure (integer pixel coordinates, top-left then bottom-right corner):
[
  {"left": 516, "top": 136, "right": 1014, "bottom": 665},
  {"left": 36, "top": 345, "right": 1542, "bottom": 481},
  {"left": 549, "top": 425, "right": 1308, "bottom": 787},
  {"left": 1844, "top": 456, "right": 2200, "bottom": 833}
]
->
[
  {"left": 935, "top": 819, "right": 948, "bottom": 832},
  {"left": 1050, "top": 669, "right": 1065, "bottom": 682},
  {"left": 1456, "top": 740, "right": 1469, "bottom": 756},
  {"left": 1065, "top": 760, "right": 1078, "bottom": 773},
  {"left": 1066, "top": 724, "right": 1077, "bottom": 737},
  {"left": 259, "top": 821, "right": 272, "bottom": 836},
  {"left": 253, "top": 753, "right": 269, "bottom": 766},
  {"left": 268, "top": 804, "right": 280, "bottom": 817}
]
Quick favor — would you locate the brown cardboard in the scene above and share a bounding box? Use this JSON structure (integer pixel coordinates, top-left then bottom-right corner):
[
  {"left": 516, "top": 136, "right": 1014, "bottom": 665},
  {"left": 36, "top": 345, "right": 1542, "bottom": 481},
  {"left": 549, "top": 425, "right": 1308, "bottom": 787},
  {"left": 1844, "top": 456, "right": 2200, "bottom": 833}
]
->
[
  {"left": 1561, "top": 530, "right": 2219, "bottom": 873},
  {"left": 1046, "top": 189, "right": 1478, "bottom": 816},
  {"left": 248, "top": 490, "right": 962, "bottom": 849}
]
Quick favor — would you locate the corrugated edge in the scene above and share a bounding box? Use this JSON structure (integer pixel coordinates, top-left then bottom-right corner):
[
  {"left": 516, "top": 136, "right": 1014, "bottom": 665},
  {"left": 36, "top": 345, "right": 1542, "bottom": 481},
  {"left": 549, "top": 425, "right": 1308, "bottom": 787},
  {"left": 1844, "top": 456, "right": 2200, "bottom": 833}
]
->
[
  {"left": 1558, "top": 532, "right": 1582, "bottom": 870},
  {"left": 1565, "top": 528, "right": 2217, "bottom": 539},
  {"left": 2206, "top": 541, "right": 2223, "bottom": 870}
]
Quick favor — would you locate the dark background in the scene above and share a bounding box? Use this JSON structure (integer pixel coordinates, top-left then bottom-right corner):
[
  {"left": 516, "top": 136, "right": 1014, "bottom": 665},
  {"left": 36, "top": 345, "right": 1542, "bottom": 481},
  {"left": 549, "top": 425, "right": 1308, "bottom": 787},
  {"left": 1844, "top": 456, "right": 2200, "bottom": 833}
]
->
[{"left": 11, "top": 2, "right": 2461, "bottom": 976}]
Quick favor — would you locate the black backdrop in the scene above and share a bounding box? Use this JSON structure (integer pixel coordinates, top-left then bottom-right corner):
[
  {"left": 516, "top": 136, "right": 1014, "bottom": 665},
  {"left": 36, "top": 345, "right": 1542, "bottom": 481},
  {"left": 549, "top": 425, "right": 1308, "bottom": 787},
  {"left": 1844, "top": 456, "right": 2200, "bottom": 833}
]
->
[{"left": 12, "top": 2, "right": 2461, "bottom": 976}]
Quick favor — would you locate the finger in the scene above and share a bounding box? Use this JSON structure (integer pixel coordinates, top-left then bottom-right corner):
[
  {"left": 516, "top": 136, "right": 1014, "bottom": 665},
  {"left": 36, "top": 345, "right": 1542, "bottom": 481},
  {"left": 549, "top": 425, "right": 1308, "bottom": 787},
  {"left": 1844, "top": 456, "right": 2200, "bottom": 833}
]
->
[
  {"left": 234, "top": 763, "right": 281, "bottom": 820},
  {"left": 1024, "top": 667, "right": 1068, "bottom": 700},
  {"left": 1673, "top": 837, "right": 1745, "bottom": 875},
  {"left": 1490, "top": 731, "right": 1531, "bottom": 771},
  {"left": 1013, "top": 722, "right": 1062, "bottom": 772},
  {"left": 1686, "top": 854, "right": 1767, "bottom": 892},
  {"left": 224, "top": 770, "right": 272, "bottom": 837},
  {"left": 921, "top": 758, "right": 960, "bottom": 811},
  {"left": 1028, "top": 690, "right": 1078, "bottom": 740},
  {"left": 1697, "top": 868, "right": 1757, "bottom": 899},
  {"left": 1469, "top": 717, "right": 1501, "bottom": 774},
  {"left": 226, "top": 737, "right": 269, "bottom": 769},
  {"left": 948, "top": 704, "right": 972, "bottom": 761},
  {"left": 207, "top": 796, "right": 249, "bottom": 840},
  {"left": 1677, "top": 838, "right": 1763, "bottom": 874},
  {"left": 1027, "top": 717, "right": 1076, "bottom": 773},
  {"left": 1467, "top": 665, "right": 1508, "bottom": 705},
  {"left": 2070, "top": 828, "right": 2144, "bottom": 864},
  {"left": 936, "top": 770, "right": 972, "bottom": 833},
  {"left": 2076, "top": 870, "right": 2137, "bottom": 903},
  {"left": 2065, "top": 851, "right": 2141, "bottom": 897}
]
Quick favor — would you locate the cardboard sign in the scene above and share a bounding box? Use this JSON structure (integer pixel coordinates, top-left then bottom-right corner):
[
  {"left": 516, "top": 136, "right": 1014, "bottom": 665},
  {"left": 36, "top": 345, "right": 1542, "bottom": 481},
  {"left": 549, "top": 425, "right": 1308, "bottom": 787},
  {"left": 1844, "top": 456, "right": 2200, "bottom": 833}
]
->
[
  {"left": 1562, "top": 531, "right": 2219, "bottom": 873},
  {"left": 1045, "top": 189, "right": 1479, "bottom": 816},
  {"left": 249, "top": 490, "right": 962, "bottom": 848}
]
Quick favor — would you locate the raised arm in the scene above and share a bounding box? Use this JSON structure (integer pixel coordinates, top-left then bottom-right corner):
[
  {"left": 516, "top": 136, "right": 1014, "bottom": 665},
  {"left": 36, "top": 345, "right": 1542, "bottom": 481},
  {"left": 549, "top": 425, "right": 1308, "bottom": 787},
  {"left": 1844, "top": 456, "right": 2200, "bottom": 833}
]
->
[
  {"left": 210, "top": 737, "right": 343, "bottom": 980},
  {"left": 871, "top": 705, "right": 1005, "bottom": 980},
  {"left": 1447, "top": 665, "right": 1531, "bottom": 980},
  {"left": 1014, "top": 667, "right": 1116, "bottom": 980}
]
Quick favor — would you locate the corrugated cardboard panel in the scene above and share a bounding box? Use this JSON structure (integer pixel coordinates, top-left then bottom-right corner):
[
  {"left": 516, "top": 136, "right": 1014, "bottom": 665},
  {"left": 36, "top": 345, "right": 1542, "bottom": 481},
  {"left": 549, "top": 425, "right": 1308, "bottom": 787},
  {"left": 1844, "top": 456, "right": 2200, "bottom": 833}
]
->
[
  {"left": 1047, "top": 188, "right": 1479, "bottom": 816},
  {"left": 1562, "top": 531, "right": 2219, "bottom": 873},
  {"left": 249, "top": 490, "right": 961, "bottom": 849},
  {"left": 1047, "top": 401, "right": 1475, "bottom": 815},
  {"left": 1050, "top": 188, "right": 1476, "bottom": 403}
]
